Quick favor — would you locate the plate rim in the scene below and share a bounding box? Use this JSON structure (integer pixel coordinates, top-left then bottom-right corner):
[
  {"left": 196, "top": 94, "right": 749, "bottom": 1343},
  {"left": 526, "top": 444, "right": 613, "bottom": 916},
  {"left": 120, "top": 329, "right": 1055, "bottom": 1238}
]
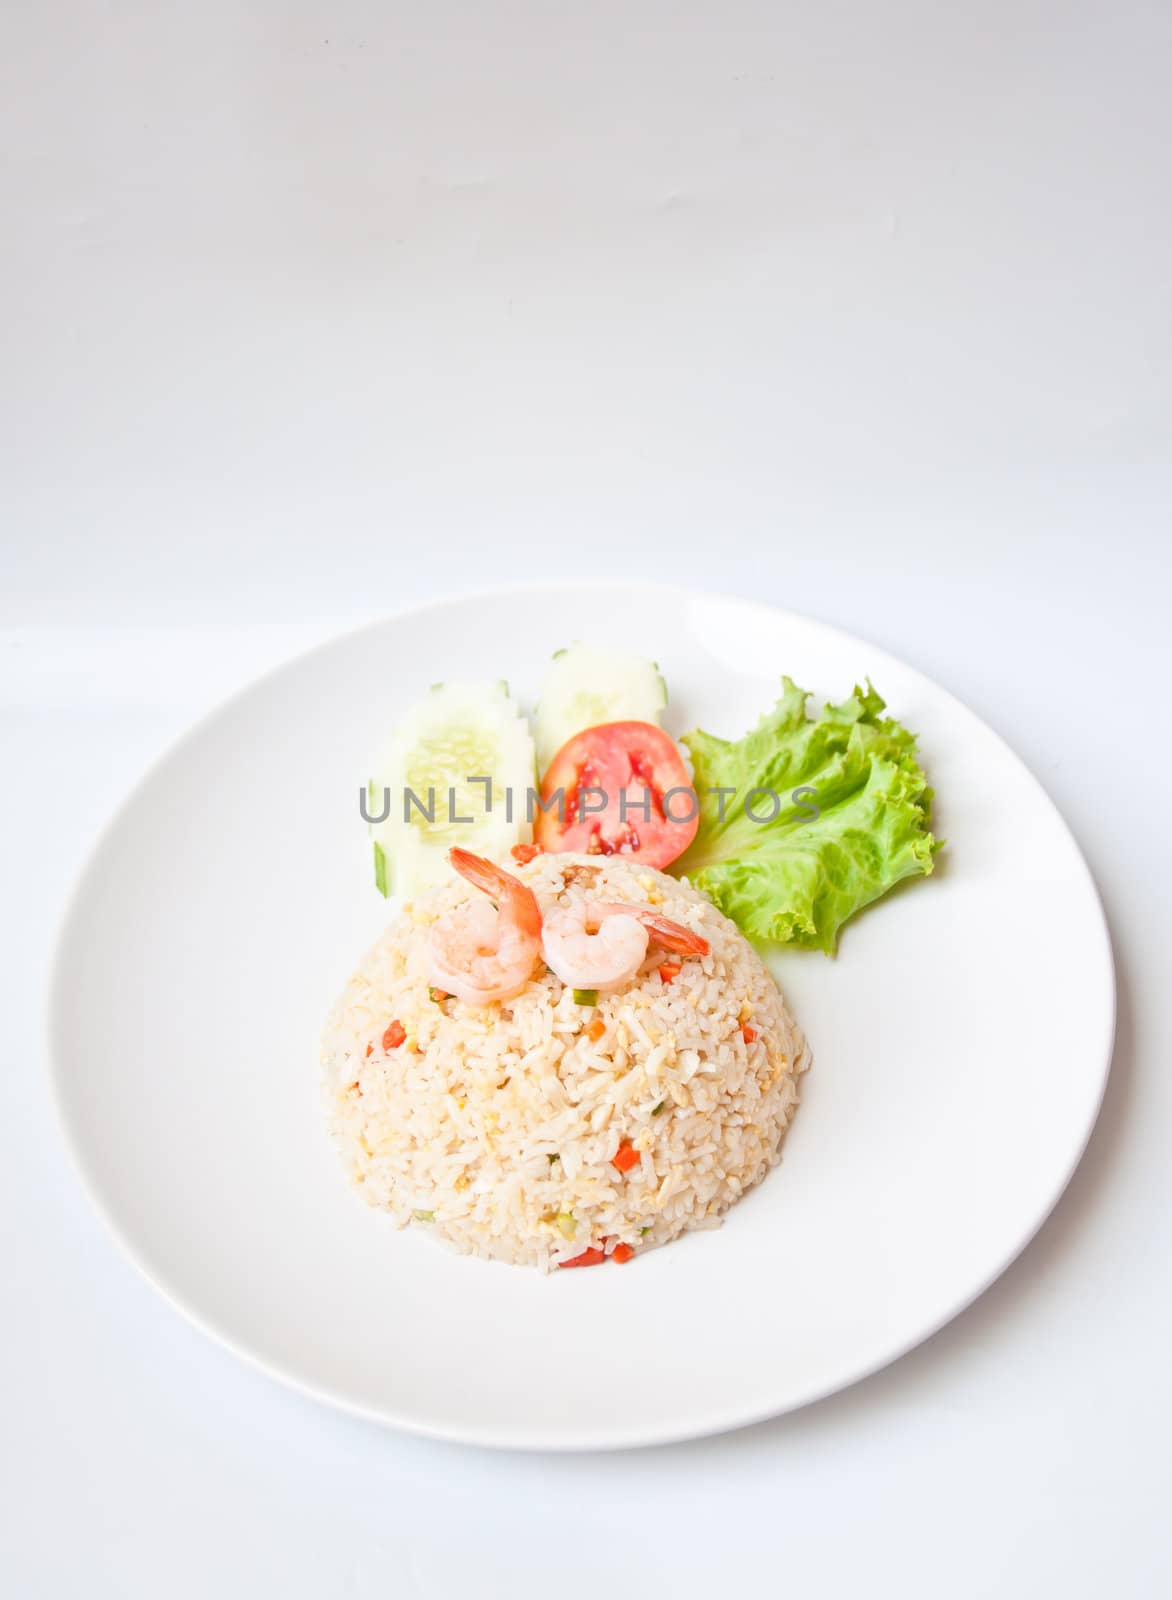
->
[{"left": 44, "top": 582, "right": 1117, "bottom": 1450}]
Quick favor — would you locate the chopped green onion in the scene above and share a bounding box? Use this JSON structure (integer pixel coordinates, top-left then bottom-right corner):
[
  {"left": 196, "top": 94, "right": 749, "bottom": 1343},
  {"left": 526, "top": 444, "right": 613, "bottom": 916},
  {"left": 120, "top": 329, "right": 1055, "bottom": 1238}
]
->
[
  {"left": 373, "top": 839, "right": 389, "bottom": 897},
  {"left": 651, "top": 1100, "right": 666, "bottom": 1115},
  {"left": 572, "top": 988, "right": 598, "bottom": 1006},
  {"left": 556, "top": 1212, "right": 576, "bottom": 1239},
  {"left": 412, "top": 1208, "right": 434, "bottom": 1222},
  {"left": 640, "top": 1225, "right": 652, "bottom": 1236},
  {"left": 548, "top": 1153, "right": 559, "bottom": 1165}
]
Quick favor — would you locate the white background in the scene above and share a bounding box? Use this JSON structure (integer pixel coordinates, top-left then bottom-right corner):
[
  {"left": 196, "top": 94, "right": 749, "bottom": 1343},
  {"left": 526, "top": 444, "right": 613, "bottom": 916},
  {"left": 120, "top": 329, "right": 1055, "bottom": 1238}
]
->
[{"left": 2, "top": 3, "right": 1169, "bottom": 1595}]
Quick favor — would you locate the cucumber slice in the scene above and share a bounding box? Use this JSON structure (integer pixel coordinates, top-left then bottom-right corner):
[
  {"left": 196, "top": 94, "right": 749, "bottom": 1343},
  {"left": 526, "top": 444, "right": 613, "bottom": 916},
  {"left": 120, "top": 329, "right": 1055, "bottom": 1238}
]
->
[
  {"left": 368, "top": 681, "right": 536, "bottom": 898},
  {"left": 533, "top": 643, "right": 668, "bottom": 773}
]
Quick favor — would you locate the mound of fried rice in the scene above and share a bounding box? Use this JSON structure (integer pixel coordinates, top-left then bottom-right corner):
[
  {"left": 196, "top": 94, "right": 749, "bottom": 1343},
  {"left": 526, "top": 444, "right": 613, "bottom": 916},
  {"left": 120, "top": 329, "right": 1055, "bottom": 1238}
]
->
[{"left": 320, "top": 853, "right": 811, "bottom": 1271}]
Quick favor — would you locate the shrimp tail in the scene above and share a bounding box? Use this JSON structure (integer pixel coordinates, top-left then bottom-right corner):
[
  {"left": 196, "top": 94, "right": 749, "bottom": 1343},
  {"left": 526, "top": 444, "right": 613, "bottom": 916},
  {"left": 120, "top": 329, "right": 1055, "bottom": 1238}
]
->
[
  {"left": 631, "top": 908, "right": 710, "bottom": 957},
  {"left": 448, "top": 846, "right": 509, "bottom": 897},
  {"left": 447, "top": 847, "right": 542, "bottom": 938}
]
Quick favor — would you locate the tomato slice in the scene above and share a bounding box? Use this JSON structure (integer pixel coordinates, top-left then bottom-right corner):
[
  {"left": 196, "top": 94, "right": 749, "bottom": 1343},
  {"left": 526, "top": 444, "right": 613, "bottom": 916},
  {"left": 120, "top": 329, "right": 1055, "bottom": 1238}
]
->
[{"left": 533, "top": 721, "right": 699, "bottom": 868}]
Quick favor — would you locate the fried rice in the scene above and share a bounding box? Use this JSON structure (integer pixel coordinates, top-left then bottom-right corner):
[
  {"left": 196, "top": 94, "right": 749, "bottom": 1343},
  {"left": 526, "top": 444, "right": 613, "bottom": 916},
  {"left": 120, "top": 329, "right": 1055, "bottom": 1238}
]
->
[{"left": 320, "top": 853, "right": 811, "bottom": 1271}]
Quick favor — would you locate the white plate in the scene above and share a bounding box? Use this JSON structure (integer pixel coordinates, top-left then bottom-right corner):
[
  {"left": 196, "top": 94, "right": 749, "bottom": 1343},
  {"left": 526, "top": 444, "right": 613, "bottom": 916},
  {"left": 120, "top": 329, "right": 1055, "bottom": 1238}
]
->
[{"left": 48, "top": 586, "right": 1114, "bottom": 1450}]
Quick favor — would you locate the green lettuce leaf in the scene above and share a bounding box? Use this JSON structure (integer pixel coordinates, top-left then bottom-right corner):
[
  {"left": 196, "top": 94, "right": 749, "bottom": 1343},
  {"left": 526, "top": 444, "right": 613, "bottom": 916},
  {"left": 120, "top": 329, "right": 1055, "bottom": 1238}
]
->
[{"left": 675, "top": 678, "right": 939, "bottom": 952}]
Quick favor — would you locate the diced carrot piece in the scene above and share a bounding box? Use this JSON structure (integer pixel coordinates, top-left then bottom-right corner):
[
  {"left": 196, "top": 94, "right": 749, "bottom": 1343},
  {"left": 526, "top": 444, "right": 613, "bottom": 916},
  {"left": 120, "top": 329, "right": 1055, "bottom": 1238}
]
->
[
  {"left": 742, "top": 1025, "right": 757, "bottom": 1044},
  {"left": 611, "top": 1141, "right": 640, "bottom": 1174},
  {"left": 587, "top": 1017, "right": 606, "bottom": 1042},
  {"left": 559, "top": 1247, "right": 606, "bottom": 1268},
  {"left": 658, "top": 962, "right": 681, "bottom": 984},
  {"left": 511, "top": 842, "right": 543, "bottom": 864},
  {"left": 382, "top": 1020, "right": 406, "bottom": 1051},
  {"left": 611, "top": 1243, "right": 635, "bottom": 1264},
  {"left": 365, "top": 1043, "right": 373, "bottom": 1058}
]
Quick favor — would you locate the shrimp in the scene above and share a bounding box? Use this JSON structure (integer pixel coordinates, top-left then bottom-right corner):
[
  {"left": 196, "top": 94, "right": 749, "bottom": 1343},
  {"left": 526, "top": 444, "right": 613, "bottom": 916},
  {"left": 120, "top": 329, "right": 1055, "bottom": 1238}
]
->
[
  {"left": 542, "top": 899, "right": 709, "bottom": 993},
  {"left": 428, "top": 848, "right": 543, "bottom": 1005}
]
